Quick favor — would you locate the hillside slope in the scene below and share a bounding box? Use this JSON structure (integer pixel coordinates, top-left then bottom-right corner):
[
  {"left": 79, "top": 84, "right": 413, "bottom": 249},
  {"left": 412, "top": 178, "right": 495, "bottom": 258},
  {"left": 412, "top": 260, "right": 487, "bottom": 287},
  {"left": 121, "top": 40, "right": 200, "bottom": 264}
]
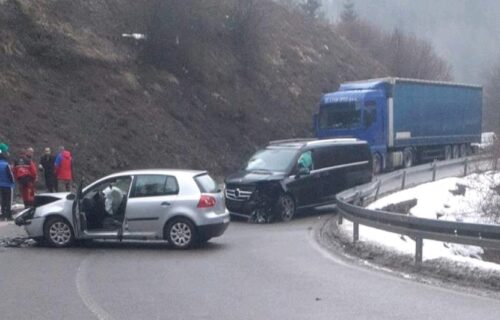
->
[{"left": 0, "top": 0, "right": 385, "bottom": 181}]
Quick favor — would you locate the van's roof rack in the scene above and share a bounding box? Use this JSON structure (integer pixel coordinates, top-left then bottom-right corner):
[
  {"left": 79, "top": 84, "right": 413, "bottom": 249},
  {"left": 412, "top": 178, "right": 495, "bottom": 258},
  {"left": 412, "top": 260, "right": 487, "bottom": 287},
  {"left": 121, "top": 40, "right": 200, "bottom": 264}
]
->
[
  {"left": 268, "top": 138, "right": 316, "bottom": 145},
  {"left": 269, "top": 138, "right": 362, "bottom": 147}
]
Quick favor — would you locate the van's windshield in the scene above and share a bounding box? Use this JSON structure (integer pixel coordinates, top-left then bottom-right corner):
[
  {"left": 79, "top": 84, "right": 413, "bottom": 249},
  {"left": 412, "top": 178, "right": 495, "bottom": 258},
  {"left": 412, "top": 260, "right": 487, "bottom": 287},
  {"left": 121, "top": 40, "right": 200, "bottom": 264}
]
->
[{"left": 245, "top": 148, "right": 298, "bottom": 172}]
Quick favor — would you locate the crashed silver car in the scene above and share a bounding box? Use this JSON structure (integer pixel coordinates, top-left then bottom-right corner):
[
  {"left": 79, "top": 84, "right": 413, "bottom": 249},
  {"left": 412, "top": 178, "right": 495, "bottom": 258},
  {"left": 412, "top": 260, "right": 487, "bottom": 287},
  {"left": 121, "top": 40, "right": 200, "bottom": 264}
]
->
[{"left": 15, "top": 169, "right": 229, "bottom": 249}]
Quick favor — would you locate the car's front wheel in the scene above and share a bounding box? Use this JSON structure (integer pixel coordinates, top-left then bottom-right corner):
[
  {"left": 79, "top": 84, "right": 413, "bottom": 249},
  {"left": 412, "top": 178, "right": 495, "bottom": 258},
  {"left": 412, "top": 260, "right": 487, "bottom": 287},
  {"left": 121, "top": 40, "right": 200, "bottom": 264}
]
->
[
  {"left": 43, "top": 217, "right": 74, "bottom": 248},
  {"left": 165, "top": 218, "right": 196, "bottom": 249}
]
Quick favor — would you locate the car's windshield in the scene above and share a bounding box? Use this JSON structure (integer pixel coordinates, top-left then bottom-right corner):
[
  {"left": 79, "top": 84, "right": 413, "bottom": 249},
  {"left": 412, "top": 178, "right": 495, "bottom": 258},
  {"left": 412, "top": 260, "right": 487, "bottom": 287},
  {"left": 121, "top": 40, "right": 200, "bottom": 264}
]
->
[{"left": 245, "top": 148, "right": 298, "bottom": 172}]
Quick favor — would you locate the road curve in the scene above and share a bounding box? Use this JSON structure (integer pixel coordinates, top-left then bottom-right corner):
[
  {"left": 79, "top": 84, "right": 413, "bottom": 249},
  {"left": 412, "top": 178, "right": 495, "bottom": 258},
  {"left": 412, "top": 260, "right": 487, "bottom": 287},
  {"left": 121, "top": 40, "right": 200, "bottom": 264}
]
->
[{"left": 0, "top": 216, "right": 499, "bottom": 320}]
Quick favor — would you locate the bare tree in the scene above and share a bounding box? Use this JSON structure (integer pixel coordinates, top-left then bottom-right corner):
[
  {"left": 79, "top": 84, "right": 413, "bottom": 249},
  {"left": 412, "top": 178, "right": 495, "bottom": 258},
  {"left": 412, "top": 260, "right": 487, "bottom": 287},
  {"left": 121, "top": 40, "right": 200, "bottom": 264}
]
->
[
  {"left": 340, "top": 0, "right": 357, "bottom": 23},
  {"left": 484, "top": 59, "right": 500, "bottom": 132},
  {"left": 337, "top": 19, "right": 452, "bottom": 81}
]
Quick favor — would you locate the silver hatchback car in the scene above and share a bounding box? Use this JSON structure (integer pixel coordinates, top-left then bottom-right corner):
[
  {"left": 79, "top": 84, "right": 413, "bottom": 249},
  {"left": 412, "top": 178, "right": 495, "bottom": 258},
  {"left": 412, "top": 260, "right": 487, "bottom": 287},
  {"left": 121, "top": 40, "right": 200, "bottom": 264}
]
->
[{"left": 15, "top": 169, "right": 230, "bottom": 249}]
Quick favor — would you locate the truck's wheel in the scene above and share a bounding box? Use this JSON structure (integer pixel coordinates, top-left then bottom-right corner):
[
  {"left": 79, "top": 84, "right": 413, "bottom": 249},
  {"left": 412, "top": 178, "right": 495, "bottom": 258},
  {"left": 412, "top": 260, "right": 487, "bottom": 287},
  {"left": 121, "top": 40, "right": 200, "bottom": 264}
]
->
[
  {"left": 444, "top": 145, "right": 452, "bottom": 160},
  {"left": 372, "top": 153, "right": 382, "bottom": 175},
  {"left": 403, "top": 148, "right": 413, "bottom": 168},
  {"left": 459, "top": 144, "right": 467, "bottom": 157},
  {"left": 452, "top": 145, "right": 460, "bottom": 158}
]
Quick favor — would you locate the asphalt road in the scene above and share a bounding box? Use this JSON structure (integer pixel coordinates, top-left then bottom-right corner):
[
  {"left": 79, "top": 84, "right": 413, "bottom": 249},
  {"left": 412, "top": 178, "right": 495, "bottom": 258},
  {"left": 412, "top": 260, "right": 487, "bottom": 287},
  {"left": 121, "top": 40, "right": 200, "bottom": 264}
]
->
[{"left": 1, "top": 215, "right": 500, "bottom": 320}]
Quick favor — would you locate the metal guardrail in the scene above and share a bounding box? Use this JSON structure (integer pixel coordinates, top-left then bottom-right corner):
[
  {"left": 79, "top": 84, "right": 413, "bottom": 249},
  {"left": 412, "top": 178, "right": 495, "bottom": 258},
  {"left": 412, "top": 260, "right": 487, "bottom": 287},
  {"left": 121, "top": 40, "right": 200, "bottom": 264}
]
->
[{"left": 335, "top": 154, "right": 500, "bottom": 265}]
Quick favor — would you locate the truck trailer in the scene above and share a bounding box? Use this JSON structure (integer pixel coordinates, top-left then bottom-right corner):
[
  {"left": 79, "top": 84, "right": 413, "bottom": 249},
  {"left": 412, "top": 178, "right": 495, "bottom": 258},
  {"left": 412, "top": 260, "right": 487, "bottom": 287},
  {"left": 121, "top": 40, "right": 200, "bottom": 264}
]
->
[{"left": 314, "top": 78, "right": 482, "bottom": 174}]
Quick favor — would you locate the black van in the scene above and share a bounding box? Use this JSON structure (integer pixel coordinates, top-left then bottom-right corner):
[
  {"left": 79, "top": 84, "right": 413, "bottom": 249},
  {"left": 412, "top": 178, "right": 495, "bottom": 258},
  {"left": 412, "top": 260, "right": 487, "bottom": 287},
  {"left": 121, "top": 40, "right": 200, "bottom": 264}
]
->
[{"left": 224, "top": 138, "right": 372, "bottom": 222}]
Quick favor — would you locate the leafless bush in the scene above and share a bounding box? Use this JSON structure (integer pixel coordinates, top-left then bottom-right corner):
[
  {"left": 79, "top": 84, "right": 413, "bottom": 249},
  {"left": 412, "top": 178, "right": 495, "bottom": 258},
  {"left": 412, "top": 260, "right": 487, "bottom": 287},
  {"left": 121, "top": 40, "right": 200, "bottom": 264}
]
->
[{"left": 227, "top": 0, "right": 266, "bottom": 75}]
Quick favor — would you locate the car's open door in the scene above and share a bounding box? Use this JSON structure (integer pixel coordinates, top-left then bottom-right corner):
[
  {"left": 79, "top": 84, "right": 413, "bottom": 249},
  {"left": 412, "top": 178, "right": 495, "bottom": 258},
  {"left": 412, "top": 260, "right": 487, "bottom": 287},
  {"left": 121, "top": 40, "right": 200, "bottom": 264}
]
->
[{"left": 72, "top": 181, "right": 85, "bottom": 238}]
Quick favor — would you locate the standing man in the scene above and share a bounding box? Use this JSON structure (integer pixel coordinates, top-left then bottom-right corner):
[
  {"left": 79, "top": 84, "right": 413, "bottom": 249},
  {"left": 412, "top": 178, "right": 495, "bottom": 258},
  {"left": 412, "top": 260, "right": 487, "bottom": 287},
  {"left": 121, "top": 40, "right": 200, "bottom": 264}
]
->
[
  {"left": 13, "top": 149, "right": 37, "bottom": 208},
  {"left": 0, "top": 143, "right": 14, "bottom": 221},
  {"left": 54, "top": 146, "right": 72, "bottom": 192},
  {"left": 39, "top": 147, "right": 57, "bottom": 192}
]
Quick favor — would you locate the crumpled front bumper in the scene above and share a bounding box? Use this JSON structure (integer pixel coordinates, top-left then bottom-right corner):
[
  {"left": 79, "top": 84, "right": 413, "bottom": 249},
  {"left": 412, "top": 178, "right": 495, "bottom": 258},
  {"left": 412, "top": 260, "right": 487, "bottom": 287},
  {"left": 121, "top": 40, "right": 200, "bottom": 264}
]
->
[{"left": 14, "top": 207, "right": 35, "bottom": 226}]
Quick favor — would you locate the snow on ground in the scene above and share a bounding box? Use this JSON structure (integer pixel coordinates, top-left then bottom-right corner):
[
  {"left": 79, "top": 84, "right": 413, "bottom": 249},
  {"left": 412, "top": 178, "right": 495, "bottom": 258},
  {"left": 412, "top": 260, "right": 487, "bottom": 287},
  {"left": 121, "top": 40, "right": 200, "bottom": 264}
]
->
[{"left": 339, "top": 171, "right": 500, "bottom": 271}]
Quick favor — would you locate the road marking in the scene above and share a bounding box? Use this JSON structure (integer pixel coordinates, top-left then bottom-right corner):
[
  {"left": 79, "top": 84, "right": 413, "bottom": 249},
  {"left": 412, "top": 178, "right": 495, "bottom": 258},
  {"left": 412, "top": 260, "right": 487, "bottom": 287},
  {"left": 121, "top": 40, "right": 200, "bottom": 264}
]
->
[{"left": 76, "top": 254, "right": 115, "bottom": 320}]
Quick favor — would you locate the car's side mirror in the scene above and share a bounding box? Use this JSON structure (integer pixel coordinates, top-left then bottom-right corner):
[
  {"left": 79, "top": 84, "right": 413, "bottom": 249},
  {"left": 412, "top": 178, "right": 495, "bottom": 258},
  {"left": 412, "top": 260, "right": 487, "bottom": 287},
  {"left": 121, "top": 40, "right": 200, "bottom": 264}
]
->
[{"left": 295, "top": 167, "right": 310, "bottom": 179}]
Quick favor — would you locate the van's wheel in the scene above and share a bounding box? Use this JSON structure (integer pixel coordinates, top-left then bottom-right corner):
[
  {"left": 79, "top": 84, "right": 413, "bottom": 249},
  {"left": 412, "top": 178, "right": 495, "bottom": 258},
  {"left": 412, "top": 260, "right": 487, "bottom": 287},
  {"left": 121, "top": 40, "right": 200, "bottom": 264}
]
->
[
  {"left": 452, "top": 145, "right": 460, "bottom": 158},
  {"left": 43, "top": 217, "right": 74, "bottom": 248},
  {"left": 165, "top": 218, "right": 196, "bottom": 249},
  {"left": 276, "top": 194, "right": 295, "bottom": 222},
  {"left": 372, "top": 153, "right": 382, "bottom": 175},
  {"left": 403, "top": 148, "right": 414, "bottom": 168},
  {"left": 444, "top": 145, "right": 452, "bottom": 160}
]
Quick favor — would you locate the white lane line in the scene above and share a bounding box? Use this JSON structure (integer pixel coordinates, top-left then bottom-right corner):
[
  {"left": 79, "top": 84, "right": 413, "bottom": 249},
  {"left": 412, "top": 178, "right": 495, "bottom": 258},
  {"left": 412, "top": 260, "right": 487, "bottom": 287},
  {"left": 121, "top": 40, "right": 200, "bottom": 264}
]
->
[{"left": 76, "top": 254, "right": 115, "bottom": 320}]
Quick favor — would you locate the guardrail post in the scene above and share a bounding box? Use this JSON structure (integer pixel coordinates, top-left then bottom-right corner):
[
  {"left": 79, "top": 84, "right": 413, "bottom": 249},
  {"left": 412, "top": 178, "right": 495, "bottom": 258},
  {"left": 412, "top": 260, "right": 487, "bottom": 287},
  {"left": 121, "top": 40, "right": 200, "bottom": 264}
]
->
[
  {"left": 354, "top": 191, "right": 362, "bottom": 206},
  {"left": 401, "top": 171, "right": 407, "bottom": 190},
  {"left": 353, "top": 222, "right": 359, "bottom": 242},
  {"left": 374, "top": 180, "right": 382, "bottom": 200},
  {"left": 494, "top": 155, "right": 498, "bottom": 171},
  {"left": 415, "top": 237, "right": 423, "bottom": 266},
  {"left": 463, "top": 158, "right": 468, "bottom": 176},
  {"left": 337, "top": 214, "right": 343, "bottom": 225},
  {"left": 432, "top": 160, "right": 437, "bottom": 181}
]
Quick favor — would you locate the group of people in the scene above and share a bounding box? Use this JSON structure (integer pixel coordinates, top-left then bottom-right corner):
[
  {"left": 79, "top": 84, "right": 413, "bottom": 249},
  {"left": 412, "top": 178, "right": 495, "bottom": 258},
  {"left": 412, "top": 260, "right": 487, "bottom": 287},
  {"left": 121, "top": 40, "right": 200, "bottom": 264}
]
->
[{"left": 0, "top": 143, "right": 73, "bottom": 221}]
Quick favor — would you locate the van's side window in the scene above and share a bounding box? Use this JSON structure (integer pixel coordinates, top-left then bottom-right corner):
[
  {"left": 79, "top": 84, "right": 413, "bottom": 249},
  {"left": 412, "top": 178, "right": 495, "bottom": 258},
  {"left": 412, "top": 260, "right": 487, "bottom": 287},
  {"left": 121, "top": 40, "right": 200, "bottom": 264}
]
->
[{"left": 297, "top": 151, "right": 313, "bottom": 171}]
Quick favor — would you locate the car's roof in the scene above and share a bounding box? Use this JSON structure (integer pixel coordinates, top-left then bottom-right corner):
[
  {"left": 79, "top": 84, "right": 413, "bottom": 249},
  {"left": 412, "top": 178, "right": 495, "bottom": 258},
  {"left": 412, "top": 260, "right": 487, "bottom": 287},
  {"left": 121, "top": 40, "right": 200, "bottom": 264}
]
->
[
  {"left": 267, "top": 138, "right": 366, "bottom": 149},
  {"left": 104, "top": 169, "right": 207, "bottom": 178}
]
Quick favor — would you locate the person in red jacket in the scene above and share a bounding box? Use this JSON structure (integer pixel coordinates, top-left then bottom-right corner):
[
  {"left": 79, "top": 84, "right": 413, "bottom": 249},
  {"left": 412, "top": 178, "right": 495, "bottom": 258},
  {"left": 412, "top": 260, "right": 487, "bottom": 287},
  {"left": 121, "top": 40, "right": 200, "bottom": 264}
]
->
[
  {"left": 13, "top": 149, "right": 37, "bottom": 208},
  {"left": 54, "top": 146, "right": 73, "bottom": 192}
]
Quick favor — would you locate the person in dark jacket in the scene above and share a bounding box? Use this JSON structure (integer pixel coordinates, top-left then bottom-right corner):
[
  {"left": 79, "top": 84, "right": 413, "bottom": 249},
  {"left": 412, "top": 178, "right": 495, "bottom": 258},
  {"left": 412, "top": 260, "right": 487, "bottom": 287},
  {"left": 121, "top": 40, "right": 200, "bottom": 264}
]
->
[
  {"left": 54, "top": 146, "right": 73, "bottom": 192},
  {"left": 13, "top": 149, "right": 37, "bottom": 208},
  {"left": 39, "top": 147, "right": 57, "bottom": 192},
  {"left": 0, "top": 143, "right": 15, "bottom": 220}
]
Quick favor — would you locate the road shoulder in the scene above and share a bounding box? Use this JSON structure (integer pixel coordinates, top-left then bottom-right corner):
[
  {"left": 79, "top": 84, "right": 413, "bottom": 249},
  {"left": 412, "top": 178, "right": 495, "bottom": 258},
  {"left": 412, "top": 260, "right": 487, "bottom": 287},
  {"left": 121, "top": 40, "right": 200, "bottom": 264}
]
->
[{"left": 314, "top": 214, "right": 500, "bottom": 300}]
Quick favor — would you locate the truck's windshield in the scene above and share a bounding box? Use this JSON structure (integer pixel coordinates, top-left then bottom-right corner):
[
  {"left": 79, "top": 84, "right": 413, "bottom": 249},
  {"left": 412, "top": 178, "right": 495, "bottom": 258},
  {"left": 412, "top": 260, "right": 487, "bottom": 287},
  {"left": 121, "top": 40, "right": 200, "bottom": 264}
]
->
[
  {"left": 245, "top": 148, "right": 298, "bottom": 172},
  {"left": 318, "top": 101, "right": 361, "bottom": 129}
]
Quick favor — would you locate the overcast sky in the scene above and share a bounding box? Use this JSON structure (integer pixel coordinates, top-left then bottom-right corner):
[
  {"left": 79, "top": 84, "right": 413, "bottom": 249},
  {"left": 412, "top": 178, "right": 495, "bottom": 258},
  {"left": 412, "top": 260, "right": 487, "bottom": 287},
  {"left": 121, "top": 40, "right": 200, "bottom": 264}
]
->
[{"left": 321, "top": 0, "right": 500, "bottom": 85}]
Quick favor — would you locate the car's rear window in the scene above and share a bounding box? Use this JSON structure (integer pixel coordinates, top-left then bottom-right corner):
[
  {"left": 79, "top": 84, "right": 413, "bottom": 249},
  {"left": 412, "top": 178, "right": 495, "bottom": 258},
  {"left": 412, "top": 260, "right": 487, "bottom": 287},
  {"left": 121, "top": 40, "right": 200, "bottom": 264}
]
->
[{"left": 194, "top": 174, "right": 219, "bottom": 193}]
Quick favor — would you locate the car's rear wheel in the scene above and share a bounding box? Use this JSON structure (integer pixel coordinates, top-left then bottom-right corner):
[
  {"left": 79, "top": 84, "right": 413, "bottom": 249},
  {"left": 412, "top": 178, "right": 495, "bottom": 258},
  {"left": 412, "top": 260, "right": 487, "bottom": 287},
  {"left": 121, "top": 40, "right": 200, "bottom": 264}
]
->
[
  {"left": 165, "top": 218, "right": 196, "bottom": 249},
  {"left": 43, "top": 217, "right": 74, "bottom": 248},
  {"left": 277, "top": 194, "right": 295, "bottom": 222}
]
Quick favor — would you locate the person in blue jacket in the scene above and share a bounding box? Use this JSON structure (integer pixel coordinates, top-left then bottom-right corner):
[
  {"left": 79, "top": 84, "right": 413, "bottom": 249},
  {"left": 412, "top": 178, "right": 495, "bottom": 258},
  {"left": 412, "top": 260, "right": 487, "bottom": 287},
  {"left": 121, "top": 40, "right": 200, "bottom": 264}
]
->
[{"left": 0, "top": 143, "right": 15, "bottom": 221}]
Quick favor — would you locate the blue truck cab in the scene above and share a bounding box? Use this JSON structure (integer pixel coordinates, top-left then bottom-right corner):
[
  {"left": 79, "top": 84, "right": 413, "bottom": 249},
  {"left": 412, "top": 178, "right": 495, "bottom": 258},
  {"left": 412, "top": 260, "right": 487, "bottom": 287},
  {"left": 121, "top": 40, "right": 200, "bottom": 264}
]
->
[{"left": 314, "top": 78, "right": 482, "bottom": 174}]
